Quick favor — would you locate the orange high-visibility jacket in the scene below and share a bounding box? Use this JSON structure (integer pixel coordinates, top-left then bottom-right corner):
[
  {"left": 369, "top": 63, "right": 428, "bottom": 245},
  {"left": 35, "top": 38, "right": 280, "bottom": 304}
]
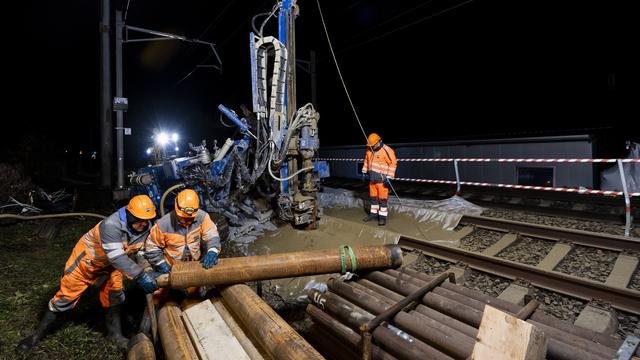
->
[
  {"left": 144, "top": 209, "right": 220, "bottom": 267},
  {"left": 65, "top": 207, "right": 150, "bottom": 280},
  {"left": 362, "top": 144, "right": 397, "bottom": 179}
]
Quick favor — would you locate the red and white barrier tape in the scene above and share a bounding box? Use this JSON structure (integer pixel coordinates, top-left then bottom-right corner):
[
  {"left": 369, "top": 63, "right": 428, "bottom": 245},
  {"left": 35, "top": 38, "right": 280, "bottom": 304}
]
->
[
  {"left": 316, "top": 158, "right": 640, "bottom": 163},
  {"left": 392, "top": 177, "right": 640, "bottom": 197}
]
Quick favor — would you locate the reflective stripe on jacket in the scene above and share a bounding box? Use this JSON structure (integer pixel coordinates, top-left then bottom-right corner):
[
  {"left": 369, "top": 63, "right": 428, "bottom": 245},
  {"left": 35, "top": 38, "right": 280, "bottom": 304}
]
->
[
  {"left": 65, "top": 207, "right": 149, "bottom": 280},
  {"left": 362, "top": 144, "right": 397, "bottom": 179},
  {"left": 144, "top": 209, "right": 220, "bottom": 267}
]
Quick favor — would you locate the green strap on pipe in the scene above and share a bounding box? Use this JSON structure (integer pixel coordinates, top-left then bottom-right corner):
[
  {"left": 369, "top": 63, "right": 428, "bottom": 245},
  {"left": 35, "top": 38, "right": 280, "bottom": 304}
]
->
[{"left": 339, "top": 245, "right": 358, "bottom": 274}]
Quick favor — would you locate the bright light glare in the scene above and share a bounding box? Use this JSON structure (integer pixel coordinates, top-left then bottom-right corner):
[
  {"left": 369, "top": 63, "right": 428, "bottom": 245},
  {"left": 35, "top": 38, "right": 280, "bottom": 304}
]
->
[
  {"left": 156, "top": 133, "right": 169, "bottom": 145},
  {"left": 146, "top": 148, "right": 152, "bottom": 155},
  {"left": 171, "top": 133, "right": 179, "bottom": 142},
  {"left": 175, "top": 146, "right": 179, "bottom": 152}
]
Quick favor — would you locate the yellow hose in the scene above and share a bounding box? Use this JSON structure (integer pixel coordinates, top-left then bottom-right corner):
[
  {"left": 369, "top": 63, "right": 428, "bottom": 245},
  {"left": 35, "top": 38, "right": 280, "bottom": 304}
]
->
[
  {"left": 0, "top": 212, "right": 106, "bottom": 220},
  {"left": 160, "top": 184, "right": 185, "bottom": 217}
]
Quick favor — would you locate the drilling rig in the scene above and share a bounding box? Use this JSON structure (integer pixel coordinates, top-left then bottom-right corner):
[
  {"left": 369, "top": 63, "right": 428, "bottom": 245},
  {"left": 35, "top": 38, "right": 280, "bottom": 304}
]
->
[{"left": 129, "top": 0, "right": 328, "bottom": 241}]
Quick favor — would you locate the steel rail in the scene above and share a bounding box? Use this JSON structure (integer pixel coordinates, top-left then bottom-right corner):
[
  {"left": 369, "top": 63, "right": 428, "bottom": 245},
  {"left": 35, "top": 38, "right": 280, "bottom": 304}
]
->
[{"left": 398, "top": 235, "right": 640, "bottom": 315}]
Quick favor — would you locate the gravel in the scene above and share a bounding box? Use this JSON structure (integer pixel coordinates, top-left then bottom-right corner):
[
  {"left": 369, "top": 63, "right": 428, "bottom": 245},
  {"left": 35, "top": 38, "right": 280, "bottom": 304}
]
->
[
  {"left": 482, "top": 208, "right": 639, "bottom": 237},
  {"left": 556, "top": 245, "right": 618, "bottom": 282},
  {"left": 406, "top": 252, "right": 453, "bottom": 275},
  {"left": 496, "top": 236, "right": 555, "bottom": 265},
  {"left": 617, "top": 311, "right": 640, "bottom": 339},
  {"left": 533, "top": 288, "right": 585, "bottom": 322},
  {"left": 459, "top": 228, "right": 503, "bottom": 252},
  {"left": 462, "top": 270, "right": 511, "bottom": 297}
]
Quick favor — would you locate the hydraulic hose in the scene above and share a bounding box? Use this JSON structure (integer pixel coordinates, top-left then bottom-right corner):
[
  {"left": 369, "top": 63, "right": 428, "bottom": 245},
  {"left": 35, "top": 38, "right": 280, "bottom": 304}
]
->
[
  {"left": 160, "top": 183, "right": 185, "bottom": 217},
  {"left": 0, "top": 212, "right": 106, "bottom": 220}
]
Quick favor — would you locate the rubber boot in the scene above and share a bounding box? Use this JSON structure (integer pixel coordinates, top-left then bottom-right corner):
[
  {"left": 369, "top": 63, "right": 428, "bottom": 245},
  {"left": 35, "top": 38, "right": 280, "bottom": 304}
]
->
[
  {"left": 378, "top": 216, "right": 387, "bottom": 226},
  {"left": 362, "top": 213, "right": 378, "bottom": 222},
  {"left": 105, "top": 305, "right": 129, "bottom": 350},
  {"left": 16, "top": 309, "right": 58, "bottom": 352}
]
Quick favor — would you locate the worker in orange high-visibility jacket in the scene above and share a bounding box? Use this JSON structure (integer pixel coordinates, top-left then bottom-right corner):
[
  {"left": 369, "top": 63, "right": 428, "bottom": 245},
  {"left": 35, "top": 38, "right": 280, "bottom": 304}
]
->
[
  {"left": 362, "top": 133, "right": 397, "bottom": 226},
  {"left": 145, "top": 189, "right": 220, "bottom": 301},
  {"left": 17, "top": 195, "right": 159, "bottom": 353}
]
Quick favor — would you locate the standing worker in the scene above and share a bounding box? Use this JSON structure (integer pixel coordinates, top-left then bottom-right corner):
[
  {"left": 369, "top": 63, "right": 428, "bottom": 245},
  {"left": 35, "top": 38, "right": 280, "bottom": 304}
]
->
[
  {"left": 361, "top": 133, "right": 397, "bottom": 226},
  {"left": 144, "top": 189, "right": 221, "bottom": 293},
  {"left": 17, "top": 195, "right": 160, "bottom": 352}
]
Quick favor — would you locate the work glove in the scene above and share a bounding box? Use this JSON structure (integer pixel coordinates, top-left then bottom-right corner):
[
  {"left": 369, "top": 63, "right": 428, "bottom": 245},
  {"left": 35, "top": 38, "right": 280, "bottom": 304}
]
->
[
  {"left": 202, "top": 249, "right": 219, "bottom": 269},
  {"left": 136, "top": 272, "right": 159, "bottom": 294},
  {"left": 155, "top": 262, "right": 172, "bottom": 275}
]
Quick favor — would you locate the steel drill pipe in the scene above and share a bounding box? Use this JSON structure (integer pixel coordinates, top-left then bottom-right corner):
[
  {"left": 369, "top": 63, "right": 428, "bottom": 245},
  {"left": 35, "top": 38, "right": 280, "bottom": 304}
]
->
[
  {"left": 413, "top": 305, "right": 478, "bottom": 339},
  {"left": 527, "top": 320, "right": 617, "bottom": 359},
  {"left": 156, "top": 245, "right": 402, "bottom": 288},
  {"left": 307, "top": 304, "right": 398, "bottom": 360},
  {"left": 220, "top": 284, "right": 324, "bottom": 360},
  {"left": 309, "top": 325, "right": 362, "bottom": 360},
  {"left": 530, "top": 311, "right": 621, "bottom": 349},
  {"left": 364, "top": 271, "right": 484, "bottom": 326},
  {"left": 157, "top": 302, "right": 198, "bottom": 360},
  {"left": 309, "top": 287, "right": 473, "bottom": 359},
  {"left": 308, "top": 289, "right": 453, "bottom": 360},
  {"left": 545, "top": 338, "right": 609, "bottom": 360},
  {"left": 389, "top": 268, "right": 522, "bottom": 314},
  {"left": 356, "top": 278, "right": 405, "bottom": 302},
  {"left": 127, "top": 333, "right": 156, "bottom": 360}
]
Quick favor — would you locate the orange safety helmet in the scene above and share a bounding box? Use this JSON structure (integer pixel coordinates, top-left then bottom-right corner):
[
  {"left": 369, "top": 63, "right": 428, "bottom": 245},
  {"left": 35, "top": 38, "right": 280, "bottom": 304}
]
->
[
  {"left": 367, "top": 133, "right": 382, "bottom": 147},
  {"left": 175, "top": 189, "right": 200, "bottom": 218},
  {"left": 127, "top": 195, "right": 157, "bottom": 220}
]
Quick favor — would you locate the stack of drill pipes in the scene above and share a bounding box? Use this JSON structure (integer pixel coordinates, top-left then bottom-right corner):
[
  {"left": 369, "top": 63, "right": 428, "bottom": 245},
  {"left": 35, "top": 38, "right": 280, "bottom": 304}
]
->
[
  {"left": 364, "top": 270, "right": 619, "bottom": 360},
  {"left": 219, "top": 284, "right": 324, "bottom": 360},
  {"left": 324, "top": 278, "right": 474, "bottom": 359},
  {"left": 156, "top": 245, "right": 403, "bottom": 288},
  {"left": 306, "top": 304, "right": 397, "bottom": 360}
]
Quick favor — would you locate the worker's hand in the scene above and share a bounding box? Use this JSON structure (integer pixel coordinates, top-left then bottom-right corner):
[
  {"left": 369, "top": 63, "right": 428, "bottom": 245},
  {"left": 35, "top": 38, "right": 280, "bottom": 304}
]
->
[
  {"left": 136, "top": 272, "right": 159, "bottom": 294},
  {"left": 202, "top": 249, "right": 219, "bottom": 269},
  {"left": 155, "top": 262, "right": 172, "bottom": 274}
]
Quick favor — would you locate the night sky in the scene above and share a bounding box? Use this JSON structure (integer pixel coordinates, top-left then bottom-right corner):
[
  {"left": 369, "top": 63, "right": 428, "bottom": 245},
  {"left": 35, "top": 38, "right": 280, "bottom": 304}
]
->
[{"left": 5, "top": 0, "right": 638, "bottom": 177}]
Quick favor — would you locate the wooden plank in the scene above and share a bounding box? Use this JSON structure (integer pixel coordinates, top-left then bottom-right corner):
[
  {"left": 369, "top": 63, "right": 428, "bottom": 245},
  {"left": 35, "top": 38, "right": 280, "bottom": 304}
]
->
[
  {"left": 182, "top": 299, "right": 251, "bottom": 360},
  {"left": 210, "top": 298, "right": 266, "bottom": 360},
  {"left": 472, "top": 305, "right": 547, "bottom": 360}
]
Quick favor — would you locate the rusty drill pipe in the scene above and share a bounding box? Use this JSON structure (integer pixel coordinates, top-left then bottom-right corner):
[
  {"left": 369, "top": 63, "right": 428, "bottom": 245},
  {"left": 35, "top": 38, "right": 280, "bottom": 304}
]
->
[
  {"left": 308, "top": 289, "right": 453, "bottom": 360},
  {"left": 356, "top": 278, "right": 405, "bottom": 302},
  {"left": 386, "top": 268, "right": 522, "bottom": 314},
  {"left": 309, "top": 325, "right": 362, "bottom": 360},
  {"left": 307, "top": 304, "right": 398, "bottom": 360},
  {"left": 412, "top": 305, "right": 478, "bottom": 338},
  {"left": 364, "top": 271, "right": 484, "bottom": 326},
  {"left": 530, "top": 311, "right": 621, "bottom": 349},
  {"left": 220, "top": 284, "right": 324, "bottom": 360},
  {"left": 545, "top": 338, "right": 609, "bottom": 360},
  {"left": 309, "top": 288, "right": 470, "bottom": 360},
  {"left": 157, "top": 245, "right": 402, "bottom": 288},
  {"left": 527, "top": 320, "right": 617, "bottom": 359},
  {"left": 127, "top": 333, "right": 156, "bottom": 360},
  {"left": 157, "top": 302, "right": 198, "bottom": 360}
]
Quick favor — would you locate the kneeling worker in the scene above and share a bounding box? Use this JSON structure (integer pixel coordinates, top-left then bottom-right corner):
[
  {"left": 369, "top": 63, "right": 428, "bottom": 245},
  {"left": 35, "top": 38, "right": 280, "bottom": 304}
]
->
[{"left": 17, "top": 195, "right": 159, "bottom": 352}]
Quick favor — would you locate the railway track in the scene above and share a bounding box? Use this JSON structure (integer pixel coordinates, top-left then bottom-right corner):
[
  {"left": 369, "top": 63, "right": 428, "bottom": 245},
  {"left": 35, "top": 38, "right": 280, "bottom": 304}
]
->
[{"left": 398, "top": 215, "right": 640, "bottom": 314}]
